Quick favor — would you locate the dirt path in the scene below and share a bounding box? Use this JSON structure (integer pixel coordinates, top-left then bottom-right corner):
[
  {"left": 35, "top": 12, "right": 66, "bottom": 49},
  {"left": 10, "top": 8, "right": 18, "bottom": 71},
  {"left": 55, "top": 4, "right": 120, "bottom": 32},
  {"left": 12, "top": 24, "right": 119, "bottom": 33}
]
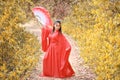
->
[{"left": 23, "top": 20, "right": 96, "bottom": 80}]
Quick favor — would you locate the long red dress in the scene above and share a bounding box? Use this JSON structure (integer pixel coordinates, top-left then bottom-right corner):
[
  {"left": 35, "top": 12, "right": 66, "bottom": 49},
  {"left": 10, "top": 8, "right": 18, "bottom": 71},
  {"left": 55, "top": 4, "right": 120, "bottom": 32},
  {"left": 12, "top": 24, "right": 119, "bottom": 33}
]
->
[{"left": 41, "top": 27, "right": 75, "bottom": 78}]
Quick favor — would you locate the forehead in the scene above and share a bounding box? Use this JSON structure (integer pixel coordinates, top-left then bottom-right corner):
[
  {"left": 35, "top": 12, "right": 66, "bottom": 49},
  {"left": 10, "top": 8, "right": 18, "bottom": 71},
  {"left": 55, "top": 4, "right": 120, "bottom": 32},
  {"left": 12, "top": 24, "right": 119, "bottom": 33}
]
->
[{"left": 55, "top": 22, "right": 60, "bottom": 25}]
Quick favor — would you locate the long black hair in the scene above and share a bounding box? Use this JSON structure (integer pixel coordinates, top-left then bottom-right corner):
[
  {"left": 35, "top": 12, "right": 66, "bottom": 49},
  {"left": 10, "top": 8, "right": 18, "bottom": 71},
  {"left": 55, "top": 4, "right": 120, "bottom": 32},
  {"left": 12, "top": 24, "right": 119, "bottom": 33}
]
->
[{"left": 52, "top": 20, "right": 62, "bottom": 33}]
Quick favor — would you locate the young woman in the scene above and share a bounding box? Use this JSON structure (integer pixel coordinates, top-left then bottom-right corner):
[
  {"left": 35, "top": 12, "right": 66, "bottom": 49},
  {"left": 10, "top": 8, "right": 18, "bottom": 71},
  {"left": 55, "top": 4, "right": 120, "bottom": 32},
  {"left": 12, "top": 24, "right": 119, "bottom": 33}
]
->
[{"left": 41, "top": 20, "right": 75, "bottom": 78}]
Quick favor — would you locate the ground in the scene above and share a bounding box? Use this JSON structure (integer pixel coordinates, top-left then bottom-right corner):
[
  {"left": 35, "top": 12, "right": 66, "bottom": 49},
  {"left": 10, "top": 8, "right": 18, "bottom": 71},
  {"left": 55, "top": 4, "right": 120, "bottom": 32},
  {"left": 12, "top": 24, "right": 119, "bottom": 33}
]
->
[{"left": 22, "top": 20, "right": 96, "bottom": 80}]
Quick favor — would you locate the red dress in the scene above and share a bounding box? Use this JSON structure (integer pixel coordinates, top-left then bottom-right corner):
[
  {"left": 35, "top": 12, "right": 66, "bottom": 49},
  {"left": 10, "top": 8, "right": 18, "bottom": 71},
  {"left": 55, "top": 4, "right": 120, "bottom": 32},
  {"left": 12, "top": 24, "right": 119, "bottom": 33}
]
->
[{"left": 41, "top": 27, "right": 75, "bottom": 78}]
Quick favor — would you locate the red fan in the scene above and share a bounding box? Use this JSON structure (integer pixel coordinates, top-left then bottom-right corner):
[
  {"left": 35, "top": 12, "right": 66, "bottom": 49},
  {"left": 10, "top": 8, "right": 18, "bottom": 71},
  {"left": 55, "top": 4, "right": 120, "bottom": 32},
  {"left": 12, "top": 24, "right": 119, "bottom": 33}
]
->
[{"left": 32, "top": 7, "right": 53, "bottom": 27}]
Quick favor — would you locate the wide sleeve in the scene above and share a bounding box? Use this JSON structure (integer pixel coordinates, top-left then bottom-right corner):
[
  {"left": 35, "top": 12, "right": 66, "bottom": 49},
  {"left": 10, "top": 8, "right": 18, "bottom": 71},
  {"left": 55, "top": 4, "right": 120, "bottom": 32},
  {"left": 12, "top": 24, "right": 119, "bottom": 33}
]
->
[
  {"left": 58, "top": 34, "right": 71, "bottom": 70},
  {"left": 41, "top": 26, "right": 52, "bottom": 52}
]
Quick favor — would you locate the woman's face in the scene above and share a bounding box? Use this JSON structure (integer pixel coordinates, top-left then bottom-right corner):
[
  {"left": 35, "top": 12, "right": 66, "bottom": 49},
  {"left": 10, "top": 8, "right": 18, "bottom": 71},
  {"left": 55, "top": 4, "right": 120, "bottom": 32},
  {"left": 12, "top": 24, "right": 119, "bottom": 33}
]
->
[{"left": 54, "top": 22, "right": 60, "bottom": 31}]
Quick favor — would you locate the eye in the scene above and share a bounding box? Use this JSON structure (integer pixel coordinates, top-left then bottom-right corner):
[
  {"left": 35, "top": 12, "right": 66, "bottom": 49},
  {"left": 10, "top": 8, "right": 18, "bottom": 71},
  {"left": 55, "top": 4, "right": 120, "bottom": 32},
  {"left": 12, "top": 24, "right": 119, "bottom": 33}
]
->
[{"left": 56, "top": 24, "right": 60, "bottom": 26}]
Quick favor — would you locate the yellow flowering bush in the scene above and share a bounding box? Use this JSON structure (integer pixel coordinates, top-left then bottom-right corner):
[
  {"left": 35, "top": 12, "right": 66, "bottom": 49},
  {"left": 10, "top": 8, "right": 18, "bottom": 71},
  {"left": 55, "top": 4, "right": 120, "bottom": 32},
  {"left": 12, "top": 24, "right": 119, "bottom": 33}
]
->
[
  {"left": 0, "top": 0, "right": 40, "bottom": 80},
  {"left": 63, "top": 0, "right": 120, "bottom": 79}
]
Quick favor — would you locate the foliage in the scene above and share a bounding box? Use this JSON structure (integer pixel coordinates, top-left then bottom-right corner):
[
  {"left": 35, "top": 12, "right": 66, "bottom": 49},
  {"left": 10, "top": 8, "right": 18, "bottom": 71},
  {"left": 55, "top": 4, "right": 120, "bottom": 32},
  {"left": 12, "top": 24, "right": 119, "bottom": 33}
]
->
[
  {"left": 0, "top": 0, "right": 40, "bottom": 79},
  {"left": 32, "top": 0, "right": 75, "bottom": 19},
  {"left": 62, "top": 0, "right": 120, "bottom": 79}
]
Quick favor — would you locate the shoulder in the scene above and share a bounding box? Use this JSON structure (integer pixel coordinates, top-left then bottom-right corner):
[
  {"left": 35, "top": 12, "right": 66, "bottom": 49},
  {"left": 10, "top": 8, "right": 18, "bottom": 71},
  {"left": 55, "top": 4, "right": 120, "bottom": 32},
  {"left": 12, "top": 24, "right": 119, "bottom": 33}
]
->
[{"left": 58, "top": 33, "right": 67, "bottom": 40}]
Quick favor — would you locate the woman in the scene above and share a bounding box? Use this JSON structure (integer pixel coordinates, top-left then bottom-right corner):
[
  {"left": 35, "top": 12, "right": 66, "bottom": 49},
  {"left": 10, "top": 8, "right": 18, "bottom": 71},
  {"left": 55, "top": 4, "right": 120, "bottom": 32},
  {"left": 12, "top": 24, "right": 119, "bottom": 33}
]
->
[{"left": 41, "top": 20, "right": 75, "bottom": 78}]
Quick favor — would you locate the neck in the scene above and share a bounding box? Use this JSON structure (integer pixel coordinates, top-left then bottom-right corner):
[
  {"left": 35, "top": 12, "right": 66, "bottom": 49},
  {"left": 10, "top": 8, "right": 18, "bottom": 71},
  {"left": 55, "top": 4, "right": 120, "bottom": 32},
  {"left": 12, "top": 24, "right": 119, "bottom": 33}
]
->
[{"left": 55, "top": 29, "right": 59, "bottom": 32}]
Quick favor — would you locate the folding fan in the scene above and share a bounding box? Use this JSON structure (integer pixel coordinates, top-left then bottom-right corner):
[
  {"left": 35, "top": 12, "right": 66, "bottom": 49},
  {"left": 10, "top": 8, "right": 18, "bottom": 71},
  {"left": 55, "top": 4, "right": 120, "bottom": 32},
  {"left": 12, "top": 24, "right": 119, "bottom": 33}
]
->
[{"left": 32, "top": 7, "right": 53, "bottom": 27}]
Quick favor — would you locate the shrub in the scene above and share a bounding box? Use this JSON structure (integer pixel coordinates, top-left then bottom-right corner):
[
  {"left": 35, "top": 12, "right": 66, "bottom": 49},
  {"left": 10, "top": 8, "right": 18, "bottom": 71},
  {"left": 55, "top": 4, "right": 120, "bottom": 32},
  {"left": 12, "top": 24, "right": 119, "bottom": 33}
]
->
[
  {"left": 0, "top": 0, "right": 40, "bottom": 79},
  {"left": 62, "top": 0, "right": 120, "bottom": 79}
]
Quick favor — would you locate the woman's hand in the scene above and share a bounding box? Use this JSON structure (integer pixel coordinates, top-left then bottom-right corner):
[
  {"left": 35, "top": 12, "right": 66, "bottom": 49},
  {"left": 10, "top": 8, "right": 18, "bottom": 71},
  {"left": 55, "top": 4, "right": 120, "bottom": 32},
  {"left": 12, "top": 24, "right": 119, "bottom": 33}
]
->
[
  {"left": 47, "top": 37, "right": 49, "bottom": 46},
  {"left": 66, "top": 47, "right": 70, "bottom": 51}
]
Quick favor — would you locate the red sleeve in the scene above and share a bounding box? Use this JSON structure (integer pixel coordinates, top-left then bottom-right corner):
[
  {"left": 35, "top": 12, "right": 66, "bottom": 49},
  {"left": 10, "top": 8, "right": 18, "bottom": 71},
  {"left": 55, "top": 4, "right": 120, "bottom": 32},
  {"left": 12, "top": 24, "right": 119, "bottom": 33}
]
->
[
  {"left": 41, "top": 26, "right": 52, "bottom": 52},
  {"left": 58, "top": 34, "right": 71, "bottom": 70}
]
